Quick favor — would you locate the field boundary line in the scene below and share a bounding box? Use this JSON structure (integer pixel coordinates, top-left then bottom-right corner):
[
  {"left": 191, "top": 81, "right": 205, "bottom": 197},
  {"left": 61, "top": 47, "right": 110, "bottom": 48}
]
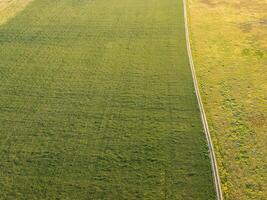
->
[{"left": 182, "top": 0, "right": 223, "bottom": 199}]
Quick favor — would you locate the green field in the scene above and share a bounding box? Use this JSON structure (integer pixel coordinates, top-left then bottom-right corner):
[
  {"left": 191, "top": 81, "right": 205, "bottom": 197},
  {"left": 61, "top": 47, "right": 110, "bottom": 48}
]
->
[{"left": 0, "top": 0, "right": 215, "bottom": 199}]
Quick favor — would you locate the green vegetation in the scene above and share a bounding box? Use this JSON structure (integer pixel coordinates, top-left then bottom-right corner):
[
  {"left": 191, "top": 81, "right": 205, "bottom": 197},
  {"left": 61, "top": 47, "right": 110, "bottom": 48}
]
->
[
  {"left": 0, "top": 0, "right": 216, "bottom": 199},
  {"left": 187, "top": 0, "right": 267, "bottom": 199},
  {"left": 0, "top": 0, "right": 33, "bottom": 25}
]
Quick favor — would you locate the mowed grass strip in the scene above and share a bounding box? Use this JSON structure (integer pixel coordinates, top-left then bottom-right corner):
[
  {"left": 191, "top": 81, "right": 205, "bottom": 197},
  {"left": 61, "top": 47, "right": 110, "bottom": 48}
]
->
[{"left": 0, "top": 0, "right": 215, "bottom": 199}]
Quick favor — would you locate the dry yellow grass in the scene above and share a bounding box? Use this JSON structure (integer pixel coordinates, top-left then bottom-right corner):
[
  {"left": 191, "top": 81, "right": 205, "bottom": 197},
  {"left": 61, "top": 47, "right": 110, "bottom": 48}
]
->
[
  {"left": 0, "top": 0, "right": 33, "bottom": 25},
  {"left": 187, "top": 0, "right": 267, "bottom": 199}
]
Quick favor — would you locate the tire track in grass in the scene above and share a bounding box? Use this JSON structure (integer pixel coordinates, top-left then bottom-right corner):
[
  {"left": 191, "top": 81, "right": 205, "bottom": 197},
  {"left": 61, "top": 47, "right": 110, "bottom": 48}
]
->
[{"left": 182, "top": 0, "right": 223, "bottom": 199}]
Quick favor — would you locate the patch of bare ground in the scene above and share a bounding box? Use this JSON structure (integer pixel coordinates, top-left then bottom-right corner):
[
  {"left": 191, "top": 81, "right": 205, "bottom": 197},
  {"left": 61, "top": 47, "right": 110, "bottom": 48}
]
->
[
  {"left": 200, "top": 0, "right": 217, "bottom": 7},
  {"left": 232, "top": 0, "right": 267, "bottom": 11}
]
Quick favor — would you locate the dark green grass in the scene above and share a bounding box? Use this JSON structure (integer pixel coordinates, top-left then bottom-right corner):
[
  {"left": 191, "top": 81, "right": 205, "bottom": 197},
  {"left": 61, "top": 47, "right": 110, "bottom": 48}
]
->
[{"left": 0, "top": 0, "right": 215, "bottom": 199}]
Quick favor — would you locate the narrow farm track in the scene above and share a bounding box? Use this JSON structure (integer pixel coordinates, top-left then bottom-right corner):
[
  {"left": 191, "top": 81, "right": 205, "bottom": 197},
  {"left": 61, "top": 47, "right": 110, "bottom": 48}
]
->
[
  {"left": 0, "top": 0, "right": 216, "bottom": 199},
  {"left": 183, "top": 0, "right": 223, "bottom": 199}
]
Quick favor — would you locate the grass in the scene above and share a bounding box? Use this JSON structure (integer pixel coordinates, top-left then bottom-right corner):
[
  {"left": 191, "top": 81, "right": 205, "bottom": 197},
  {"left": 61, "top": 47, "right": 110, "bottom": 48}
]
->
[
  {"left": 0, "top": 0, "right": 216, "bottom": 199},
  {"left": 187, "top": 0, "right": 267, "bottom": 199},
  {"left": 0, "top": 0, "right": 33, "bottom": 25}
]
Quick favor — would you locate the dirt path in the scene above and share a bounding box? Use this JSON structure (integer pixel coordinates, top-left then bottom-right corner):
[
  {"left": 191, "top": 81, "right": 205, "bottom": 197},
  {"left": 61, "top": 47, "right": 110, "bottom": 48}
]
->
[{"left": 182, "top": 0, "right": 223, "bottom": 199}]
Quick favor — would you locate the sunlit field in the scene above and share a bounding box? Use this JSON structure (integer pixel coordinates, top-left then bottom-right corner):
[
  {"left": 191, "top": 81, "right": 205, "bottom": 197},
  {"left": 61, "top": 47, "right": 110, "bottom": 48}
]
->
[
  {"left": 0, "top": 0, "right": 33, "bottom": 25},
  {"left": 0, "top": 0, "right": 216, "bottom": 199},
  {"left": 187, "top": 0, "right": 267, "bottom": 199}
]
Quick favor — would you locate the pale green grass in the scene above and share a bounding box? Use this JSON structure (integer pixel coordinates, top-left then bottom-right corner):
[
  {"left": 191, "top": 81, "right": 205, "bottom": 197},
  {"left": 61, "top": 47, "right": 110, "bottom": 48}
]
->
[
  {"left": 0, "top": 0, "right": 33, "bottom": 25},
  {"left": 188, "top": 0, "right": 267, "bottom": 199}
]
